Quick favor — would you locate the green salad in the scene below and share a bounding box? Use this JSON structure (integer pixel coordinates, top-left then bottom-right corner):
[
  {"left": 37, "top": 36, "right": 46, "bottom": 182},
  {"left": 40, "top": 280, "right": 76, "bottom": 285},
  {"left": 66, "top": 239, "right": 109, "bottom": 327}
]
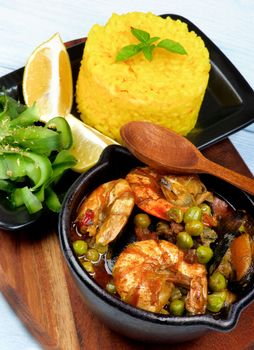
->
[{"left": 0, "top": 92, "right": 77, "bottom": 214}]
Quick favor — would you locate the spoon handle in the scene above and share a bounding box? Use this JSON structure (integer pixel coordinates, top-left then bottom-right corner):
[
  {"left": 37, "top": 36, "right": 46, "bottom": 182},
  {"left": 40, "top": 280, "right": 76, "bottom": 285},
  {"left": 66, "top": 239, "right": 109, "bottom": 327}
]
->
[{"left": 200, "top": 158, "right": 254, "bottom": 195}]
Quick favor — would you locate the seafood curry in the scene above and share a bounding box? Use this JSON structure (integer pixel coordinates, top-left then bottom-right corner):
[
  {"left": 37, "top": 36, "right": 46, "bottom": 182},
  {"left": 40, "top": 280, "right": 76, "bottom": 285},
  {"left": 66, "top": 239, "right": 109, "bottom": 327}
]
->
[{"left": 70, "top": 167, "right": 254, "bottom": 316}]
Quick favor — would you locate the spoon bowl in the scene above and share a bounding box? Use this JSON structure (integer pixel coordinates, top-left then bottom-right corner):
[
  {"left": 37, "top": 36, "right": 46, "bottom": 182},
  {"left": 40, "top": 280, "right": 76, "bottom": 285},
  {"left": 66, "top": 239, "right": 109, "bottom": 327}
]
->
[{"left": 120, "top": 121, "right": 254, "bottom": 195}]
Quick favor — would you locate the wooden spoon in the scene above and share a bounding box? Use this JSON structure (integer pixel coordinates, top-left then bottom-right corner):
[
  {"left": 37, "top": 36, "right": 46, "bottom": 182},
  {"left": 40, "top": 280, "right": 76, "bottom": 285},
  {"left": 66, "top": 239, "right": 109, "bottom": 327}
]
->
[{"left": 120, "top": 121, "right": 254, "bottom": 196}]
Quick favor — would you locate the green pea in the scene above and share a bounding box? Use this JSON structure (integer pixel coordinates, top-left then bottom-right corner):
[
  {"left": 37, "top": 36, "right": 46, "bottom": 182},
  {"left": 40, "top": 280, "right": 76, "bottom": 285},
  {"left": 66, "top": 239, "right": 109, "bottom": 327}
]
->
[
  {"left": 176, "top": 231, "right": 193, "bottom": 250},
  {"left": 86, "top": 248, "right": 99, "bottom": 262},
  {"left": 106, "top": 280, "right": 117, "bottom": 294},
  {"left": 82, "top": 261, "right": 94, "bottom": 273},
  {"left": 185, "top": 220, "right": 204, "bottom": 236},
  {"left": 167, "top": 207, "right": 184, "bottom": 223},
  {"left": 170, "top": 299, "right": 185, "bottom": 316},
  {"left": 94, "top": 243, "right": 108, "bottom": 254},
  {"left": 209, "top": 271, "right": 227, "bottom": 292},
  {"left": 134, "top": 213, "right": 151, "bottom": 228},
  {"left": 207, "top": 291, "right": 227, "bottom": 313},
  {"left": 199, "top": 203, "right": 212, "bottom": 215},
  {"left": 72, "top": 240, "right": 88, "bottom": 256},
  {"left": 184, "top": 206, "right": 202, "bottom": 223},
  {"left": 196, "top": 245, "right": 213, "bottom": 264}
]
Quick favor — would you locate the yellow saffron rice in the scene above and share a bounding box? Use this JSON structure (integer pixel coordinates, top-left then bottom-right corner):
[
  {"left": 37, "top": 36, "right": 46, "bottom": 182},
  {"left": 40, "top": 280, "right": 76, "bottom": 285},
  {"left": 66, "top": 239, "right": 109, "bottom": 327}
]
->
[{"left": 76, "top": 12, "right": 210, "bottom": 142}]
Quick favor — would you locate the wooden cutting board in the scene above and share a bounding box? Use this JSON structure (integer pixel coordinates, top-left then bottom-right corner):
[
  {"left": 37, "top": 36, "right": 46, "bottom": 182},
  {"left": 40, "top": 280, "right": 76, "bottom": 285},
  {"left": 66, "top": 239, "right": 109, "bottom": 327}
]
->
[{"left": 0, "top": 138, "right": 254, "bottom": 350}]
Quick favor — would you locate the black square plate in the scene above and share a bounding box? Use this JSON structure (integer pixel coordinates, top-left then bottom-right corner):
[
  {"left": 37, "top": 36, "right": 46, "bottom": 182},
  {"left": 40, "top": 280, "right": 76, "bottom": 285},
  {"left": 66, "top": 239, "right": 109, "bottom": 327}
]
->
[
  {"left": 1, "top": 14, "right": 254, "bottom": 231},
  {"left": 166, "top": 14, "right": 254, "bottom": 149},
  {"left": 1, "top": 14, "right": 254, "bottom": 150}
]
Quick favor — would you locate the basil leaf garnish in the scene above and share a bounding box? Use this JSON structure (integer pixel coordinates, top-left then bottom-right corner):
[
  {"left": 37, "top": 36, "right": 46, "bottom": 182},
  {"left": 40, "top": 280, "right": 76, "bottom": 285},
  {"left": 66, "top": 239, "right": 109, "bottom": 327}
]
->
[
  {"left": 131, "top": 27, "right": 150, "bottom": 43},
  {"left": 142, "top": 45, "right": 155, "bottom": 61},
  {"left": 115, "top": 44, "right": 142, "bottom": 62},
  {"left": 157, "top": 39, "right": 187, "bottom": 55},
  {"left": 115, "top": 27, "right": 187, "bottom": 62}
]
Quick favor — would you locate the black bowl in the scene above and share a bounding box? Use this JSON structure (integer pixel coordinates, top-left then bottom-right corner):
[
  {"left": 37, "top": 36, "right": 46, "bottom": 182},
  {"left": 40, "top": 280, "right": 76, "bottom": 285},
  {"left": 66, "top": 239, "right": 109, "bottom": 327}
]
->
[{"left": 58, "top": 145, "right": 254, "bottom": 344}]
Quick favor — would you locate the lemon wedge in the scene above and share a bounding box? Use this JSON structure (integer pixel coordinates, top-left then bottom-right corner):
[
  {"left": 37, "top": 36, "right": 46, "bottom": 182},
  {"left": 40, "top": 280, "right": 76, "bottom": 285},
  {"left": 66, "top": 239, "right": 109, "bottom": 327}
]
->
[
  {"left": 22, "top": 34, "right": 117, "bottom": 173},
  {"left": 65, "top": 114, "right": 118, "bottom": 173},
  {"left": 23, "top": 33, "right": 73, "bottom": 122}
]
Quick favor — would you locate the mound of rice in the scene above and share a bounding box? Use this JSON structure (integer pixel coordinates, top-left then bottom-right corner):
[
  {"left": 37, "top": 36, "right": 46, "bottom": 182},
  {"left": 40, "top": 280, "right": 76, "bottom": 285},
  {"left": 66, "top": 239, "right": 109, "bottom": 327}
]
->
[{"left": 76, "top": 12, "right": 210, "bottom": 142}]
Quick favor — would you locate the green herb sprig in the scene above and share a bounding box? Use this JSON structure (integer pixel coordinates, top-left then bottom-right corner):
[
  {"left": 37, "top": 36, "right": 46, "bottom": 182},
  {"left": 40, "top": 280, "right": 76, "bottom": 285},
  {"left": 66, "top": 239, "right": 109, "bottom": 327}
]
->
[{"left": 115, "top": 27, "right": 187, "bottom": 62}]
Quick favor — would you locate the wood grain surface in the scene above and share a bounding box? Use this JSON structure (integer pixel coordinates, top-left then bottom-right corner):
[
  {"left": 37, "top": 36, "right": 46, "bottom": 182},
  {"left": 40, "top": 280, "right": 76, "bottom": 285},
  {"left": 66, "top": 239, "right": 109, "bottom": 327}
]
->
[{"left": 0, "top": 138, "right": 254, "bottom": 350}]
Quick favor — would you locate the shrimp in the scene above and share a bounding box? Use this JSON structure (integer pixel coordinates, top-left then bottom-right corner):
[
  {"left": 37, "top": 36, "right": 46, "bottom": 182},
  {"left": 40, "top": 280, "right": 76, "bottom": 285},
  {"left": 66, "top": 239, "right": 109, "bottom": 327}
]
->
[
  {"left": 76, "top": 179, "right": 135, "bottom": 246},
  {"left": 178, "top": 258, "right": 208, "bottom": 314},
  {"left": 113, "top": 239, "right": 207, "bottom": 314},
  {"left": 125, "top": 167, "right": 174, "bottom": 221},
  {"left": 126, "top": 167, "right": 212, "bottom": 221}
]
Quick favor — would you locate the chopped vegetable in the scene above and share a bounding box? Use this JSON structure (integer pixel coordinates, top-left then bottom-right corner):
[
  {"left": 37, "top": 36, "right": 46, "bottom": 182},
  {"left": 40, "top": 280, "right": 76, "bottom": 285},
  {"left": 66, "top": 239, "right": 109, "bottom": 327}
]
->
[
  {"left": 13, "top": 186, "right": 43, "bottom": 214},
  {"left": 185, "top": 219, "right": 204, "bottom": 236},
  {"left": 86, "top": 248, "right": 100, "bottom": 262},
  {"left": 73, "top": 240, "right": 88, "bottom": 256},
  {"left": 169, "top": 299, "right": 185, "bottom": 316},
  {"left": 8, "top": 125, "right": 61, "bottom": 156},
  {"left": 0, "top": 91, "right": 77, "bottom": 214},
  {"left": 209, "top": 271, "right": 227, "bottom": 292},
  {"left": 176, "top": 231, "right": 193, "bottom": 249},
  {"left": 207, "top": 291, "right": 227, "bottom": 313},
  {"left": 134, "top": 213, "right": 151, "bottom": 228},
  {"left": 184, "top": 206, "right": 202, "bottom": 223},
  {"left": 196, "top": 245, "right": 213, "bottom": 264},
  {"left": 46, "top": 116, "right": 73, "bottom": 150}
]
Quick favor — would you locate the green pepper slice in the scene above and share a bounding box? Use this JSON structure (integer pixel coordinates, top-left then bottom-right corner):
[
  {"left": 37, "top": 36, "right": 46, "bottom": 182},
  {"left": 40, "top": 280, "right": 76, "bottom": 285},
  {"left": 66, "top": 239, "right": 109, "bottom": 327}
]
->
[
  {"left": 51, "top": 150, "right": 77, "bottom": 183},
  {"left": 11, "top": 187, "right": 43, "bottom": 214},
  {"left": 0, "top": 152, "right": 36, "bottom": 180},
  {"left": 0, "top": 93, "right": 26, "bottom": 120},
  {"left": 0, "top": 93, "right": 77, "bottom": 216},
  {"left": 0, "top": 179, "right": 15, "bottom": 193},
  {"left": 0, "top": 94, "right": 8, "bottom": 118},
  {"left": 46, "top": 117, "right": 73, "bottom": 150},
  {"left": 45, "top": 187, "right": 61, "bottom": 213},
  {"left": 9, "top": 104, "right": 39, "bottom": 128},
  {"left": 0, "top": 150, "right": 52, "bottom": 191},
  {"left": 21, "top": 151, "right": 52, "bottom": 190},
  {"left": 8, "top": 126, "right": 61, "bottom": 156}
]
